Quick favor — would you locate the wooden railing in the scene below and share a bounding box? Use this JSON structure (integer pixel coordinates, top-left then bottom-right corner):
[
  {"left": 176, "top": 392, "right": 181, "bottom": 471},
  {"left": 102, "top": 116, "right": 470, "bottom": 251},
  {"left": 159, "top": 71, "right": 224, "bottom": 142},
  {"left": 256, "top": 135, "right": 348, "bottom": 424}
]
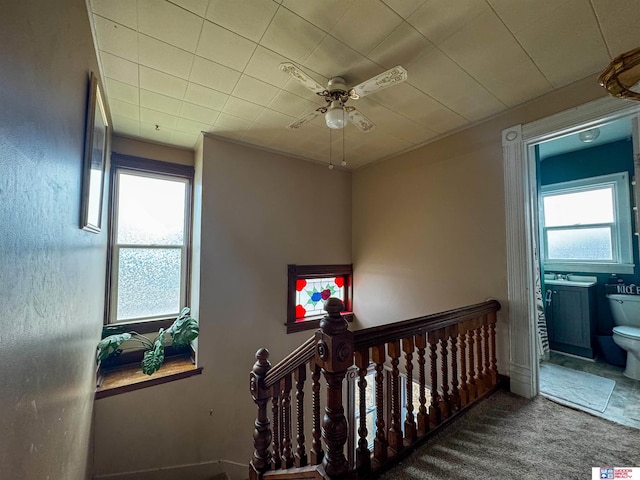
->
[{"left": 249, "top": 298, "right": 501, "bottom": 480}]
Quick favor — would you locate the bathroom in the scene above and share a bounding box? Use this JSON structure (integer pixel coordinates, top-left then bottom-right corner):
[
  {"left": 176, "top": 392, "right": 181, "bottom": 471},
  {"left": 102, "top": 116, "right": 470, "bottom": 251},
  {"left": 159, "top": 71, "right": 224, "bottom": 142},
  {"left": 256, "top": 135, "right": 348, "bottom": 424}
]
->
[{"left": 536, "top": 115, "right": 640, "bottom": 428}]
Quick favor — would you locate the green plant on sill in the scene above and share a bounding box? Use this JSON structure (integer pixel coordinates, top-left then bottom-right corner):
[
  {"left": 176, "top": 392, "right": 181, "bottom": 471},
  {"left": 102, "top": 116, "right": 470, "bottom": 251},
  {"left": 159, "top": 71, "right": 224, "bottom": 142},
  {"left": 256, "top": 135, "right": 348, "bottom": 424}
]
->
[{"left": 96, "top": 308, "right": 199, "bottom": 376}]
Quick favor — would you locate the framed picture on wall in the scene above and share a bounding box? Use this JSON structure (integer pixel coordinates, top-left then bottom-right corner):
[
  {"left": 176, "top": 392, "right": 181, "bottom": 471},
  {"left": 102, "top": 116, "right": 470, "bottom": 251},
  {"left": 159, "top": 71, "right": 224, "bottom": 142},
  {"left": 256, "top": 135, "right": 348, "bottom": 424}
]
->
[{"left": 80, "top": 71, "right": 108, "bottom": 233}]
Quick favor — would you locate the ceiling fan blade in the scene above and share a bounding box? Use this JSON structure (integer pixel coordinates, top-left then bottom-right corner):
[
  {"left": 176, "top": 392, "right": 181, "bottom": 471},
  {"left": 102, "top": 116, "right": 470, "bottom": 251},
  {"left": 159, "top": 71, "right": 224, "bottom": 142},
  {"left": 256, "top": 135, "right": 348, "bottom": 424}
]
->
[
  {"left": 279, "top": 63, "right": 326, "bottom": 94},
  {"left": 286, "top": 110, "right": 322, "bottom": 129},
  {"left": 348, "top": 66, "right": 408, "bottom": 99},
  {"left": 345, "top": 106, "right": 375, "bottom": 132}
]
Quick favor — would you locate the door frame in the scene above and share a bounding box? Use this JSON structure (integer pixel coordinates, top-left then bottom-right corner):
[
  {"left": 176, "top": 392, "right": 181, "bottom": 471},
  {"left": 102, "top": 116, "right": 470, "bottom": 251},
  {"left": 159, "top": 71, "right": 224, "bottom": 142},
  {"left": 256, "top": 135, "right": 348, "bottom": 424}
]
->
[{"left": 502, "top": 95, "right": 639, "bottom": 398}]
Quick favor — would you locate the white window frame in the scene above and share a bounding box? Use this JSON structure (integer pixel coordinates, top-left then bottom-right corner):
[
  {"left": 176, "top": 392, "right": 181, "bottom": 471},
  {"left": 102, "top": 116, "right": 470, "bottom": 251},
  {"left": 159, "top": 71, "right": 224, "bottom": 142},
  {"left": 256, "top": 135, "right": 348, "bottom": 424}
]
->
[
  {"left": 540, "top": 172, "right": 634, "bottom": 274},
  {"left": 107, "top": 155, "right": 193, "bottom": 326}
]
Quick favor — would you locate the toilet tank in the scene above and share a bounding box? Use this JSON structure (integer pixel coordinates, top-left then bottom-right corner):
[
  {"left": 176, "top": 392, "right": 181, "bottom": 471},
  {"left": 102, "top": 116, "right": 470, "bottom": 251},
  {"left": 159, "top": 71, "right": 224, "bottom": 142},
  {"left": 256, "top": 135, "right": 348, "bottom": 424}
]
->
[{"left": 606, "top": 294, "right": 640, "bottom": 327}]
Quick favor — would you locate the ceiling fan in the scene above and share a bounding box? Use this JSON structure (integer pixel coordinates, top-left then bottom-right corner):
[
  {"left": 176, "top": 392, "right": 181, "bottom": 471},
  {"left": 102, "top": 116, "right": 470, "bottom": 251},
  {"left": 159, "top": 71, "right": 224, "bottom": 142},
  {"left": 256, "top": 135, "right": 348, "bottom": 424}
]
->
[{"left": 279, "top": 63, "right": 408, "bottom": 132}]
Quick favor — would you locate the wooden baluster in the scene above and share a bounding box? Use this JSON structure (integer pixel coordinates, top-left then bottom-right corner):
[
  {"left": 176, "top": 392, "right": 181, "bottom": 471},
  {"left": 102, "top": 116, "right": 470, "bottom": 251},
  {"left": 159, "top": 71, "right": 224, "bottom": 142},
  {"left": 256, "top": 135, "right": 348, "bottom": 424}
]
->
[
  {"left": 249, "top": 349, "right": 272, "bottom": 480},
  {"left": 387, "top": 340, "right": 403, "bottom": 452},
  {"left": 449, "top": 326, "right": 460, "bottom": 412},
  {"left": 467, "top": 323, "right": 477, "bottom": 402},
  {"left": 438, "top": 332, "right": 450, "bottom": 420},
  {"left": 310, "top": 361, "right": 323, "bottom": 465},
  {"left": 402, "top": 337, "right": 417, "bottom": 443},
  {"left": 488, "top": 311, "right": 499, "bottom": 387},
  {"left": 482, "top": 319, "right": 491, "bottom": 392},
  {"left": 280, "top": 375, "right": 294, "bottom": 468},
  {"left": 415, "top": 333, "right": 428, "bottom": 436},
  {"left": 354, "top": 349, "right": 371, "bottom": 474},
  {"left": 316, "top": 298, "right": 353, "bottom": 478},
  {"left": 372, "top": 343, "right": 388, "bottom": 462},
  {"left": 475, "top": 317, "right": 485, "bottom": 395},
  {"left": 271, "top": 390, "right": 281, "bottom": 470},
  {"left": 458, "top": 322, "right": 470, "bottom": 408},
  {"left": 427, "top": 332, "right": 440, "bottom": 428},
  {"left": 294, "top": 365, "right": 307, "bottom": 468}
]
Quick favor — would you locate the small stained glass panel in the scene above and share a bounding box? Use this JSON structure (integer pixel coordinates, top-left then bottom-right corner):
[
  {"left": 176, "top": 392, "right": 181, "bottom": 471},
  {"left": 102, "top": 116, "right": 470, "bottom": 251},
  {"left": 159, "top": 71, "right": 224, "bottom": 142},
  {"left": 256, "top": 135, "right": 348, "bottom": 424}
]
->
[
  {"left": 117, "top": 247, "right": 182, "bottom": 321},
  {"left": 295, "top": 276, "right": 345, "bottom": 319}
]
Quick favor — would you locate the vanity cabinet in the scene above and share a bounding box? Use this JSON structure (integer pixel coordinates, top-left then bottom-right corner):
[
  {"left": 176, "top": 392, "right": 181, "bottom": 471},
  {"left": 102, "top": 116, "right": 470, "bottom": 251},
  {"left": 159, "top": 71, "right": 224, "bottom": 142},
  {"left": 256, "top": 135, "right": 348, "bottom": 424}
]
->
[{"left": 545, "top": 284, "right": 597, "bottom": 358}]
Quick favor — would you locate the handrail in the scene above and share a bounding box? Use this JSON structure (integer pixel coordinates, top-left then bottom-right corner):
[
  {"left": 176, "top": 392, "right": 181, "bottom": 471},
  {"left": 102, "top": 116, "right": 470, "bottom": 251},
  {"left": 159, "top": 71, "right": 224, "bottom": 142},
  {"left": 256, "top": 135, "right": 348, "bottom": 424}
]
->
[
  {"left": 264, "top": 335, "right": 315, "bottom": 389},
  {"left": 354, "top": 299, "right": 500, "bottom": 350}
]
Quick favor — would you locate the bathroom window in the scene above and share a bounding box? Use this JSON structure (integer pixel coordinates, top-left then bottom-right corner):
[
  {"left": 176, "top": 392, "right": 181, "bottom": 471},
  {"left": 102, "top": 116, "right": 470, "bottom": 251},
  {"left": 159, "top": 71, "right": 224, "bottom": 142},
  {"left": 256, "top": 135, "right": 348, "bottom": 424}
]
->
[{"left": 540, "top": 172, "right": 634, "bottom": 274}]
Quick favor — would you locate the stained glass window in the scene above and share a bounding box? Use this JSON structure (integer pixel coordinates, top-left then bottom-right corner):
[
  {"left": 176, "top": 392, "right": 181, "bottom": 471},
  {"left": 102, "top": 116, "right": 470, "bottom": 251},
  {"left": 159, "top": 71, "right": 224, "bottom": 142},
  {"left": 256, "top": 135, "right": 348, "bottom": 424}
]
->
[{"left": 295, "top": 277, "right": 346, "bottom": 320}]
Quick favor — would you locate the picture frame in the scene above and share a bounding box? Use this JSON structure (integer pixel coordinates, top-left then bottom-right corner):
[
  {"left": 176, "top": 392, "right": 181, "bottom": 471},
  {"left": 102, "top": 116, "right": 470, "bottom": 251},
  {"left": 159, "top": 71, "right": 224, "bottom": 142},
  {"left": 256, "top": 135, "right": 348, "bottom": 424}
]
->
[{"left": 80, "top": 72, "right": 108, "bottom": 233}]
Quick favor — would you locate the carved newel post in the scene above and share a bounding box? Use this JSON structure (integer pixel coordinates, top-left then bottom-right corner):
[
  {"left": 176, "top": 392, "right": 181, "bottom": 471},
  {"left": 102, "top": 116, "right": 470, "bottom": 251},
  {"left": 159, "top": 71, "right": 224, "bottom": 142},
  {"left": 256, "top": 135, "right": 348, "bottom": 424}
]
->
[
  {"left": 249, "top": 348, "right": 272, "bottom": 480},
  {"left": 316, "top": 298, "right": 353, "bottom": 478}
]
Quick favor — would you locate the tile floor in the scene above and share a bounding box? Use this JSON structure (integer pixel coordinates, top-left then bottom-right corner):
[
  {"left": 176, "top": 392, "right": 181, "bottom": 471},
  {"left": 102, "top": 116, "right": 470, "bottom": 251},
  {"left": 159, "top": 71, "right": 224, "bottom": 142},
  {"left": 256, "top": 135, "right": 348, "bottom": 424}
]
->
[{"left": 542, "top": 351, "right": 640, "bottom": 429}]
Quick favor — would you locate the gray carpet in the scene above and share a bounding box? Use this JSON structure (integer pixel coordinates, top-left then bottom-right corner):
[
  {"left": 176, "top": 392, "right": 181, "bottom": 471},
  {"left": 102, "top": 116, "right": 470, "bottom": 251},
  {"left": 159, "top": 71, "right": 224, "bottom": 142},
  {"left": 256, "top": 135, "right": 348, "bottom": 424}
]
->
[
  {"left": 539, "top": 363, "right": 615, "bottom": 413},
  {"left": 382, "top": 391, "right": 640, "bottom": 480}
]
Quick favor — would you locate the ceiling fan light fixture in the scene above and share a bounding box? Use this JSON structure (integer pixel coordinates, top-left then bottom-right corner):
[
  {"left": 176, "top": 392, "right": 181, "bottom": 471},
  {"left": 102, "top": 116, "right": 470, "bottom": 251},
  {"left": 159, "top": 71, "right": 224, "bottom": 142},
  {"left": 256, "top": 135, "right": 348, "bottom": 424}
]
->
[{"left": 325, "top": 104, "right": 346, "bottom": 129}]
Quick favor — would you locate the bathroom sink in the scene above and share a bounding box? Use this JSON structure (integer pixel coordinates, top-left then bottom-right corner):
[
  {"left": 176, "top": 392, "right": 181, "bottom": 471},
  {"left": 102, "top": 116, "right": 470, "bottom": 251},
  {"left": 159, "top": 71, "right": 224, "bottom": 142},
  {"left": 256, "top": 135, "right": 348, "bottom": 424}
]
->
[{"left": 544, "top": 274, "right": 597, "bottom": 287}]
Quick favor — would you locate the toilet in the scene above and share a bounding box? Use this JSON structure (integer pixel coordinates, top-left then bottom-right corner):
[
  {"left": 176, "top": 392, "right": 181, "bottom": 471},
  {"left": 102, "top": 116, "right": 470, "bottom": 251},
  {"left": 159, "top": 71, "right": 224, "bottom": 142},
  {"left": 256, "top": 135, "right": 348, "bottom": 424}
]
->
[{"left": 606, "top": 294, "right": 640, "bottom": 380}]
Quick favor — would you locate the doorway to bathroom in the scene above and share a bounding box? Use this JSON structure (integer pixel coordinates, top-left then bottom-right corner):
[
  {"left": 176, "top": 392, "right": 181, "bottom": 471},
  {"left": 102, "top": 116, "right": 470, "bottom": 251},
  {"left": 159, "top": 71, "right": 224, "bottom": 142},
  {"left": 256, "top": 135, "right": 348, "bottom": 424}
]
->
[{"left": 502, "top": 95, "right": 640, "bottom": 428}]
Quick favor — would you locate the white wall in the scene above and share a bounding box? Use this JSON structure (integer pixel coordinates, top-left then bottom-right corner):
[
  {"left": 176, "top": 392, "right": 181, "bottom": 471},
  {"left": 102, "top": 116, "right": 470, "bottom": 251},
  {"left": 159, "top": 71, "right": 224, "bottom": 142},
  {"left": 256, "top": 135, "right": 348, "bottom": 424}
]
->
[
  {"left": 0, "top": 1, "right": 106, "bottom": 478},
  {"left": 93, "top": 136, "right": 352, "bottom": 479}
]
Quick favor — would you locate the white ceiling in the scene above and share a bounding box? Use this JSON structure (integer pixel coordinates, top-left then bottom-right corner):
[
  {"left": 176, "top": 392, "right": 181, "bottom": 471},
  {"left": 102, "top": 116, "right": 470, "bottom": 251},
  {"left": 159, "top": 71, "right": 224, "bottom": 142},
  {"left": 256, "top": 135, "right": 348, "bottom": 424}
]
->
[{"left": 88, "top": 0, "right": 640, "bottom": 169}]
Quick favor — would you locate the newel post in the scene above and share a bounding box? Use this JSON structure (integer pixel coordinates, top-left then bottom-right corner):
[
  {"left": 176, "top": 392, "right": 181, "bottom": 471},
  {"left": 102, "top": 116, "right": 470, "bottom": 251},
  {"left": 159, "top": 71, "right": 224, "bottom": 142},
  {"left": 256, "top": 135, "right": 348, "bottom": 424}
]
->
[
  {"left": 250, "top": 348, "right": 272, "bottom": 480},
  {"left": 316, "top": 298, "right": 353, "bottom": 478}
]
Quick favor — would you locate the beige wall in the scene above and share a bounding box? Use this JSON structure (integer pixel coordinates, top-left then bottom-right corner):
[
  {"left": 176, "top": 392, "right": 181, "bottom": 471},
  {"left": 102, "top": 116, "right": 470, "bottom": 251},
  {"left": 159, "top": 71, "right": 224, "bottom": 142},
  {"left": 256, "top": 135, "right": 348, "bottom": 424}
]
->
[
  {"left": 111, "top": 136, "right": 194, "bottom": 166},
  {"left": 352, "top": 74, "right": 607, "bottom": 373},
  {"left": 93, "top": 136, "right": 352, "bottom": 478},
  {"left": 0, "top": 0, "right": 106, "bottom": 479}
]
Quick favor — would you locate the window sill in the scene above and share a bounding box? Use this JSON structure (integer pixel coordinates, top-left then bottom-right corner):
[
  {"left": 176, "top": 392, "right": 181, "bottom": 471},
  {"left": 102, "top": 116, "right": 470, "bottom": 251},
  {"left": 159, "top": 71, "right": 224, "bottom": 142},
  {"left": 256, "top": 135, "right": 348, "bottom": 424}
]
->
[
  {"left": 95, "top": 353, "right": 202, "bottom": 399},
  {"left": 286, "top": 312, "right": 353, "bottom": 334},
  {"left": 544, "top": 262, "right": 635, "bottom": 274}
]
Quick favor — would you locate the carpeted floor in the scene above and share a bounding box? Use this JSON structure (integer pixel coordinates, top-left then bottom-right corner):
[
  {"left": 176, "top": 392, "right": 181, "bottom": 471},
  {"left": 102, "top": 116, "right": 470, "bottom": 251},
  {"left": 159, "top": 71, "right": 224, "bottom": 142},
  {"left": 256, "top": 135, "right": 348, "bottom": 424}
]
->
[{"left": 382, "top": 391, "right": 640, "bottom": 480}]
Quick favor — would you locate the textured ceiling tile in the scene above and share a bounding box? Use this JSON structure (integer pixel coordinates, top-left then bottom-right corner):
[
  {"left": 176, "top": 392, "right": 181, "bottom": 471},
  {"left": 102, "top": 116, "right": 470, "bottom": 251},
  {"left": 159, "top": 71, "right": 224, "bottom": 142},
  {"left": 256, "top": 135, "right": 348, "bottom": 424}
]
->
[
  {"left": 189, "top": 57, "right": 241, "bottom": 94},
  {"left": 100, "top": 52, "right": 138, "bottom": 86},
  {"left": 255, "top": 109, "right": 296, "bottom": 129},
  {"left": 176, "top": 117, "right": 212, "bottom": 134},
  {"left": 196, "top": 21, "right": 257, "bottom": 72},
  {"left": 140, "top": 122, "right": 174, "bottom": 143},
  {"left": 170, "top": 0, "right": 209, "bottom": 17},
  {"left": 91, "top": 0, "right": 137, "bottom": 28},
  {"left": 206, "top": 0, "right": 279, "bottom": 42},
  {"left": 232, "top": 75, "right": 279, "bottom": 106},
  {"left": 514, "top": 0, "right": 610, "bottom": 87},
  {"left": 330, "top": 0, "right": 403, "bottom": 55},
  {"left": 281, "top": 0, "right": 353, "bottom": 32},
  {"left": 212, "top": 113, "right": 252, "bottom": 134},
  {"left": 304, "top": 35, "right": 364, "bottom": 79},
  {"left": 180, "top": 102, "right": 221, "bottom": 124},
  {"left": 140, "top": 108, "right": 179, "bottom": 129},
  {"left": 368, "top": 22, "right": 434, "bottom": 70},
  {"left": 138, "top": 0, "right": 203, "bottom": 51},
  {"left": 488, "top": 0, "right": 570, "bottom": 34},
  {"left": 106, "top": 78, "right": 139, "bottom": 104},
  {"left": 171, "top": 130, "right": 199, "bottom": 148},
  {"left": 407, "top": 0, "right": 489, "bottom": 45},
  {"left": 242, "top": 124, "right": 281, "bottom": 147},
  {"left": 93, "top": 15, "right": 138, "bottom": 62},
  {"left": 268, "top": 90, "right": 316, "bottom": 118},
  {"left": 138, "top": 34, "right": 194, "bottom": 80},
  {"left": 111, "top": 115, "right": 140, "bottom": 136},
  {"left": 140, "top": 89, "right": 183, "bottom": 115},
  {"left": 184, "top": 83, "right": 229, "bottom": 111},
  {"left": 592, "top": 0, "right": 640, "bottom": 56},
  {"left": 381, "top": 0, "right": 426, "bottom": 19},
  {"left": 260, "top": 8, "right": 325, "bottom": 64},
  {"left": 109, "top": 98, "right": 140, "bottom": 120},
  {"left": 439, "top": 10, "right": 551, "bottom": 106},
  {"left": 139, "top": 66, "right": 188, "bottom": 99},
  {"left": 244, "top": 46, "right": 300, "bottom": 88},
  {"left": 223, "top": 97, "right": 265, "bottom": 121}
]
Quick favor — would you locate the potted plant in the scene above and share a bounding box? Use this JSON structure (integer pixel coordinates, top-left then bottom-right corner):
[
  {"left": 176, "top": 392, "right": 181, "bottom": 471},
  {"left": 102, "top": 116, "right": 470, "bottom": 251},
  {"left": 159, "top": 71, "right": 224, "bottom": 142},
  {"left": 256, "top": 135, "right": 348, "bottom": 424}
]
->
[{"left": 96, "top": 307, "right": 199, "bottom": 375}]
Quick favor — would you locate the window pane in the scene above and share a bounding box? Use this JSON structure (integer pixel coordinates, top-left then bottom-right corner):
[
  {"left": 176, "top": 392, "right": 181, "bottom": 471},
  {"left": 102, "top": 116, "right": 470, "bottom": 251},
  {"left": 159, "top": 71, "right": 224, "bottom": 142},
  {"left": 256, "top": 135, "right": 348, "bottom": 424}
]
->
[
  {"left": 117, "top": 173, "right": 186, "bottom": 245},
  {"left": 295, "top": 277, "right": 345, "bottom": 319},
  {"left": 117, "top": 248, "right": 182, "bottom": 321},
  {"left": 543, "top": 187, "right": 613, "bottom": 227},
  {"left": 547, "top": 228, "right": 613, "bottom": 260}
]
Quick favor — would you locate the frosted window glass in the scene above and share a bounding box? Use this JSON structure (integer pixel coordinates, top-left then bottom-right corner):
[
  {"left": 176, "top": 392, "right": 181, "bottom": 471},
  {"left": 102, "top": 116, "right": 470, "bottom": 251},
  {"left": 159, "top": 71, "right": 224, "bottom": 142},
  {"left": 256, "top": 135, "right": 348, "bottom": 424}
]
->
[
  {"left": 117, "top": 248, "right": 182, "bottom": 321},
  {"left": 547, "top": 228, "right": 612, "bottom": 261},
  {"left": 543, "top": 187, "right": 613, "bottom": 227},
  {"left": 117, "top": 173, "right": 186, "bottom": 245}
]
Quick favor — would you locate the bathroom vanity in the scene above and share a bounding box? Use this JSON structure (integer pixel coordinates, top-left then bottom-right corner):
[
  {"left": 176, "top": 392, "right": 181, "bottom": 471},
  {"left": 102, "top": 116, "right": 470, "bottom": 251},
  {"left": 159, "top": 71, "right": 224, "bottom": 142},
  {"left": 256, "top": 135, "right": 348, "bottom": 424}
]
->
[{"left": 544, "top": 276, "right": 597, "bottom": 358}]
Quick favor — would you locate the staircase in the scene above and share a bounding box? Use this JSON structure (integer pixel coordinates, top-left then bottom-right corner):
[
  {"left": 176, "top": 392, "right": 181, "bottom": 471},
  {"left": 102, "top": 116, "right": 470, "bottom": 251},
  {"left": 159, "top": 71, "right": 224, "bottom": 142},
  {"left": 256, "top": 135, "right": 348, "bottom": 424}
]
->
[{"left": 248, "top": 298, "right": 501, "bottom": 479}]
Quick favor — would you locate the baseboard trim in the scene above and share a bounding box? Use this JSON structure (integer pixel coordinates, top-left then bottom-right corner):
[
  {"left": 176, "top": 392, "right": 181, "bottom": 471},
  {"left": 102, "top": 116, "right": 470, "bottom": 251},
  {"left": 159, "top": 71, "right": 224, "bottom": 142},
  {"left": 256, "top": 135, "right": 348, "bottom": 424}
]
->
[{"left": 94, "top": 459, "right": 247, "bottom": 480}]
